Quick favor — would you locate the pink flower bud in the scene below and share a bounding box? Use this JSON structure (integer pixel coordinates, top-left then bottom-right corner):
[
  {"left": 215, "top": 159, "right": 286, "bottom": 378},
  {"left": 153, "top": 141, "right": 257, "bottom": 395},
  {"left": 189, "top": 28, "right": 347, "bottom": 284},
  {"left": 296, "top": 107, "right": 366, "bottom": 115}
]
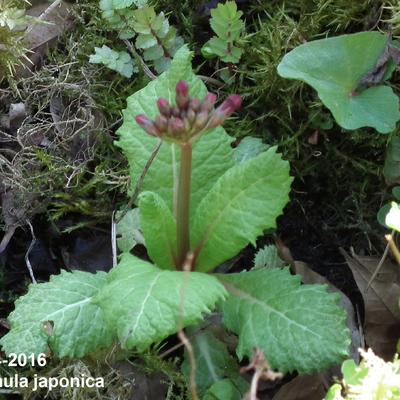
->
[
  {"left": 193, "top": 111, "right": 209, "bottom": 130},
  {"left": 172, "top": 107, "right": 180, "bottom": 117},
  {"left": 175, "top": 80, "right": 190, "bottom": 109},
  {"left": 217, "top": 95, "right": 242, "bottom": 117},
  {"left": 135, "top": 114, "right": 159, "bottom": 136},
  {"left": 187, "top": 108, "right": 196, "bottom": 124},
  {"left": 201, "top": 92, "right": 217, "bottom": 112},
  {"left": 189, "top": 98, "right": 201, "bottom": 112},
  {"left": 208, "top": 95, "right": 241, "bottom": 128},
  {"left": 207, "top": 111, "right": 225, "bottom": 128},
  {"left": 169, "top": 117, "right": 185, "bottom": 135},
  {"left": 154, "top": 115, "right": 168, "bottom": 132},
  {"left": 157, "top": 98, "right": 171, "bottom": 117}
]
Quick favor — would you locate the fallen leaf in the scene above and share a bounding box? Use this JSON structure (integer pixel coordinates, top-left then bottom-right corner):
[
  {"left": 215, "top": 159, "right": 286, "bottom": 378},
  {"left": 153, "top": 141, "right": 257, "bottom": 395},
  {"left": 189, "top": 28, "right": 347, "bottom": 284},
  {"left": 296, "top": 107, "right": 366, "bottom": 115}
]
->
[
  {"left": 340, "top": 248, "right": 400, "bottom": 360},
  {"left": 16, "top": 0, "right": 74, "bottom": 77},
  {"left": 272, "top": 374, "right": 327, "bottom": 400}
]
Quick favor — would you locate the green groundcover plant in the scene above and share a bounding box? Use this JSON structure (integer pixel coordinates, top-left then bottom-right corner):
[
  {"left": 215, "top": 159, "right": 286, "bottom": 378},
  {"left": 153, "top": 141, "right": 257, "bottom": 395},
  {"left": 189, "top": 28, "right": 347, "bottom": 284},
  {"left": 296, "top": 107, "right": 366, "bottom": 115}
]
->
[{"left": 0, "top": 47, "right": 350, "bottom": 389}]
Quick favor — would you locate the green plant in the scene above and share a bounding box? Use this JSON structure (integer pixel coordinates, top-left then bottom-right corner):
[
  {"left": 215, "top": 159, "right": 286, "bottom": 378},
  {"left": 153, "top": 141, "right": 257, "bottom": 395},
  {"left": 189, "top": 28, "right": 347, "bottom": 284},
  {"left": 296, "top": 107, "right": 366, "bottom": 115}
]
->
[
  {"left": 277, "top": 31, "right": 400, "bottom": 134},
  {"left": 325, "top": 349, "right": 400, "bottom": 400},
  {"left": 0, "top": 0, "right": 31, "bottom": 78},
  {"left": 91, "top": 2, "right": 184, "bottom": 76},
  {"left": 201, "top": 1, "right": 244, "bottom": 64},
  {"left": 89, "top": 44, "right": 137, "bottom": 77},
  {"left": 0, "top": 47, "right": 350, "bottom": 395}
]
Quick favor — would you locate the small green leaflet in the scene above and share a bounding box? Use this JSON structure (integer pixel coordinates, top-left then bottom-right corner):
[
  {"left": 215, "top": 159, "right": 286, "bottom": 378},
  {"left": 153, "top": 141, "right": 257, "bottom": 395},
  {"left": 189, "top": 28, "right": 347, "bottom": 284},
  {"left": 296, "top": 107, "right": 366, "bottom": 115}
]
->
[
  {"left": 219, "top": 268, "right": 350, "bottom": 374},
  {"left": 202, "top": 1, "right": 244, "bottom": 63},
  {"left": 139, "top": 191, "right": 177, "bottom": 269},
  {"left": 89, "top": 45, "right": 137, "bottom": 78},
  {"left": 93, "top": 254, "right": 227, "bottom": 350},
  {"left": 253, "top": 245, "right": 285, "bottom": 269},
  {"left": 0, "top": 271, "right": 113, "bottom": 358},
  {"left": 116, "top": 208, "right": 144, "bottom": 253},
  {"left": 132, "top": 6, "right": 184, "bottom": 73},
  {"left": 116, "top": 45, "right": 235, "bottom": 218},
  {"left": 181, "top": 329, "right": 248, "bottom": 396},
  {"left": 191, "top": 147, "right": 292, "bottom": 272},
  {"left": 277, "top": 32, "right": 400, "bottom": 133}
]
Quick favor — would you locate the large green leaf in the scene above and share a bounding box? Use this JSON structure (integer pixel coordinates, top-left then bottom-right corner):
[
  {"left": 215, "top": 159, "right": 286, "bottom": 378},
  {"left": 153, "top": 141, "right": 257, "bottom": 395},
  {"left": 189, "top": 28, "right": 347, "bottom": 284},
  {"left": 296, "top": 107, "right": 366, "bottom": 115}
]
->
[
  {"left": 93, "top": 254, "right": 227, "bottom": 350},
  {"left": 181, "top": 329, "right": 248, "bottom": 396},
  {"left": 277, "top": 32, "right": 400, "bottom": 133},
  {"left": 0, "top": 271, "right": 113, "bottom": 358},
  {"left": 116, "top": 45, "right": 234, "bottom": 218},
  {"left": 139, "top": 191, "right": 177, "bottom": 269},
  {"left": 191, "top": 148, "right": 292, "bottom": 272},
  {"left": 219, "top": 268, "right": 350, "bottom": 374}
]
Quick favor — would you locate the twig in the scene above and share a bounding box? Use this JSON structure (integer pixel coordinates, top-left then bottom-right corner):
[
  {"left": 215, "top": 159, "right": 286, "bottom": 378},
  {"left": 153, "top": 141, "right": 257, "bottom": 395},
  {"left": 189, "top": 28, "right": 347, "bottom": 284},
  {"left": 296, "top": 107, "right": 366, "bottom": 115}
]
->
[
  {"left": 123, "top": 39, "right": 157, "bottom": 81},
  {"left": 385, "top": 233, "right": 400, "bottom": 265},
  {"left": 198, "top": 75, "right": 224, "bottom": 87},
  {"left": 178, "top": 330, "right": 199, "bottom": 400},
  {"left": 25, "top": 220, "right": 37, "bottom": 284},
  {"left": 365, "top": 238, "right": 391, "bottom": 291},
  {"left": 115, "top": 138, "right": 163, "bottom": 224},
  {"left": 241, "top": 348, "right": 283, "bottom": 400}
]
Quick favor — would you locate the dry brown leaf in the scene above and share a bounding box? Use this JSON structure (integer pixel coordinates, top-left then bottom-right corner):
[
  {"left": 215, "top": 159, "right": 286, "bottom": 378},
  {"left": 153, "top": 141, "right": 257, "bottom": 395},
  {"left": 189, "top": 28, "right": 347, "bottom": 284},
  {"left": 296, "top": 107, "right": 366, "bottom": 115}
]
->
[
  {"left": 340, "top": 248, "right": 400, "bottom": 360},
  {"left": 16, "top": 0, "right": 74, "bottom": 77},
  {"left": 272, "top": 374, "right": 327, "bottom": 400}
]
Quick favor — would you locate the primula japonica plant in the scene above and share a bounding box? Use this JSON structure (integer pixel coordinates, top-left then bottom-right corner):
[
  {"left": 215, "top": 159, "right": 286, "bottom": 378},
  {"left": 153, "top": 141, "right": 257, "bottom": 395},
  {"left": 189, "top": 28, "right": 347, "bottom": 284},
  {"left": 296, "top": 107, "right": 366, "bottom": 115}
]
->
[{"left": 0, "top": 47, "right": 350, "bottom": 386}]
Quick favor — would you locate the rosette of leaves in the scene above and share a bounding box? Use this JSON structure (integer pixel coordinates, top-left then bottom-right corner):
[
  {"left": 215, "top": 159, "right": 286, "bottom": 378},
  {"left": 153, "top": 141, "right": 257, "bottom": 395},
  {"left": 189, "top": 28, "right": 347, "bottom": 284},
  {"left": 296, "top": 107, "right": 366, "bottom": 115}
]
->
[
  {"left": 202, "top": 1, "right": 244, "bottom": 63},
  {"left": 278, "top": 32, "right": 400, "bottom": 133},
  {"left": 0, "top": 47, "right": 350, "bottom": 383},
  {"left": 89, "top": 45, "right": 137, "bottom": 78},
  {"left": 131, "top": 5, "right": 183, "bottom": 73}
]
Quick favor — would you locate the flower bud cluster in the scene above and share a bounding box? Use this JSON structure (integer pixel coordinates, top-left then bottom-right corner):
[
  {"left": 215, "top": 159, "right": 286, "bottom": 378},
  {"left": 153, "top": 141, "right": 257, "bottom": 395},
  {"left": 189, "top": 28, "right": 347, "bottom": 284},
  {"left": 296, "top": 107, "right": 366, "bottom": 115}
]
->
[{"left": 135, "top": 80, "right": 241, "bottom": 142}]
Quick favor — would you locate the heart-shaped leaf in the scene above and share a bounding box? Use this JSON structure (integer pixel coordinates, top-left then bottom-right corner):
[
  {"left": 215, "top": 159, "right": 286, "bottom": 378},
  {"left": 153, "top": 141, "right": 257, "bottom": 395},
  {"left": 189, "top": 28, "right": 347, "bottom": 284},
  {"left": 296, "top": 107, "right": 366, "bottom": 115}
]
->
[{"left": 277, "top": 32, "right": 400, "bottom": 133}]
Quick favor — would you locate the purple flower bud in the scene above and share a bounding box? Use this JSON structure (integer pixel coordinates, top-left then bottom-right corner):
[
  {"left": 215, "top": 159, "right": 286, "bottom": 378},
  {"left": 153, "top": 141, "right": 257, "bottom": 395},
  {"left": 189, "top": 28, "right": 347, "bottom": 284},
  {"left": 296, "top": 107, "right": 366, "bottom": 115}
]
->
[
  {"left": 170, "top": 117, "right": 185, "bottom": 135},
  {"left": 193, "top": 111, "right": 209, "bottom": 131},
  {"left": 217, "top": 95, "right": 242, "bottom": 117},
  {"left": 201, "top": 92, "right": 217, "bottom": 112},
  {"left": 157, "top": 98, "right": 171, "bottom": 117},
  {"left": 172, "top": 107, "right": 181, "bottom": 117},
  {"left": 208, "top": 95, "right": 242, "bottom": 128},
  {"left": 187, "top": 108, "right": 196, "bottom": 124},
  {"left": 154, "top": 115, "right": 168, "bottom": 132},
  {"left": 176, "top": 80, "right": 190, "bottom": 109},
  {"left": 135, "top": 114, "right": 159, "bottom": 136},
  {"left": 183, "top": 117, "right": 191, "bottom": 132},
  {"left": 189, "top": 98, "right": 201, "bottom": 112}
]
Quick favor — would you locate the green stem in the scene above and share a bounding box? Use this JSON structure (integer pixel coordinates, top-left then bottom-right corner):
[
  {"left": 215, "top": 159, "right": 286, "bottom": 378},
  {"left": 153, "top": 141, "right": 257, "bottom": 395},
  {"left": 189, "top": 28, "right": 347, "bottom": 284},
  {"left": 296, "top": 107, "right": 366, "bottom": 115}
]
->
[{"left": 176, "top": 142, "right": 192, "bottom": 269}]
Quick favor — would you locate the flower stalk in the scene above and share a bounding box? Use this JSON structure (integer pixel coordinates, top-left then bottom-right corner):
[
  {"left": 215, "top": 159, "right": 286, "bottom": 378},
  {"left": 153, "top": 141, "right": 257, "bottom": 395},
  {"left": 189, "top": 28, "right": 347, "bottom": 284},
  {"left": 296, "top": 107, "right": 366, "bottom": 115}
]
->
[{"left": 135, "top": 80, "right": 241, "bottom": 270}]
